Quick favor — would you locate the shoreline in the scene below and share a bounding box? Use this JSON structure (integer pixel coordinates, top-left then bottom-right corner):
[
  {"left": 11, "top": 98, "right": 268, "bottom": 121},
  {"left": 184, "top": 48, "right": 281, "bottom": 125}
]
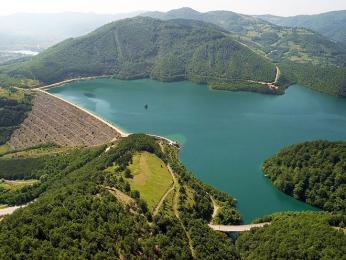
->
[
  {"left": 35, "top": 80, "right": 179, "bottom": 146},
  {"left": 35, "top": 88, "right": 129, "bottom": 138}
]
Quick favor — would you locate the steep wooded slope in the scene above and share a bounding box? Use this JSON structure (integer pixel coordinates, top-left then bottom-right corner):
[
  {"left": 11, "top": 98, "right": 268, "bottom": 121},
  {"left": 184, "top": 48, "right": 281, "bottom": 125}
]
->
[
  {"left": 143, "top": 8, "right": 346, "bottom": 96},
  {"left": 263, "top": 141, "right": 346, "bottom": 213},
  {"left": 2, "top": 17, "right": 276, "bottom": 91},
  {"left": 258, "top": 10, "right": 346, "bottom": 44},
  {"left": 143, "top": 8, "right": 346, "bottom": 67},
  {"left": 0, "top": 134, "right": 241, "bottom": 259}
]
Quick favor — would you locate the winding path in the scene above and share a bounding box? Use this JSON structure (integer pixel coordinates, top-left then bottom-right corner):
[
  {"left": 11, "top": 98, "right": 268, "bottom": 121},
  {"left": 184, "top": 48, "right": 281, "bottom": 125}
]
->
[
  {"left": 210, "top": 195, "right": 220, "bottom": 220},
  {"left": 246, "top": 66, "right": 280, "bottom": 90},
  {"left": 153, "top": 181, "right": 174, "bottom": 216},
  {"left": 208, "top": 195, "right": 271, "bottom": 232},
  {"left": 0, "top": 204, "right": 29, "bottom": 218},
  {"left": 169, "top": 164, "right": 196, "bottom": 259},
  {"left": 156, "top": 143, "right": 195, "bottom": 258},
  {"left": 274, "top": 66, "right": 281, "bottom": 84}
]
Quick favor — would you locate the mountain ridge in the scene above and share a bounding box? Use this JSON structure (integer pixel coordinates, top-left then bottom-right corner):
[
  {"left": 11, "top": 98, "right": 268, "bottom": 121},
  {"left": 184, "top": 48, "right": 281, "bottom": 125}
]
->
[
  {"left": 257, "top": 10, "right": 346, "bottom": 44},
  {"left": 1, "top": 17, "right": 279, "bottom": 94}
]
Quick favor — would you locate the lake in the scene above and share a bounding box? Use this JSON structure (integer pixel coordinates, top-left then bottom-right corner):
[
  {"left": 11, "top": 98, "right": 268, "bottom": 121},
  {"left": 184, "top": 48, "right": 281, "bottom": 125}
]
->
[{"left": 49, "top": 79, "right": 346, "bottom": 223}]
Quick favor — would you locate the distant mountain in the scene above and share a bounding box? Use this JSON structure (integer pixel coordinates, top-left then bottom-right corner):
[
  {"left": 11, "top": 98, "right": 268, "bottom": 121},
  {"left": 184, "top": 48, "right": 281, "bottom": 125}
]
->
[
  {"left": 0, "top": 12, "right": 141, "bottom": 50},
  {"left": 142, "top": 8, "right": 346, "bottom": 67},
  {"left": 2, "top": 17, "right": 279, "bottom": 94},
  {"left": 141, "top": 8, "right": 346, "bottom": 97},
  {"left": 1, "top": 10, "right": 346, "bottom": 97},
  {"left": 257, "top": 10, "right": 346, "bottom": 44}
]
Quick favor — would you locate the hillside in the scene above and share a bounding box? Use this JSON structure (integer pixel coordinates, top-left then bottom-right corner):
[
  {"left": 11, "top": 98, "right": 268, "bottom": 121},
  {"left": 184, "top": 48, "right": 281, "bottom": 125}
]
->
[
  {"left": 2, "top": 12, "right": 346, "bottom": 96},
  {"left": 0, "top": 134, "right": 345, "bottom": 258},
  {"left": 142, "top": 8, "right": 346, "bottom": 67},
  {"left": 142, "top": 8, "right": 346, "bottom": 97},
  {"left": 1, "top": 17, "right": 281, "bottom": 94},
  {"left": 237, "top": 212, "right": 346, "bottom": 260},
  {"left": 0, "top": 87, "right": 32, "bottom": 151},
  {"left": 0, "top": 134, "right": 241, "bottom": 259},
  {"left": 257, "top": 10, "right": 346, "bottom": 44},
  {"left": 263, "top": 141, "right": 346, "bottom": 213}
]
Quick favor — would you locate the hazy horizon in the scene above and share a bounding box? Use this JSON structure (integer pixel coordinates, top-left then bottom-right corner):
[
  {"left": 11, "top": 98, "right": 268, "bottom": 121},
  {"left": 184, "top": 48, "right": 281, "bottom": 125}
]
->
[{"left": 0, "top": 0, "right": 345, "bottom": 17}]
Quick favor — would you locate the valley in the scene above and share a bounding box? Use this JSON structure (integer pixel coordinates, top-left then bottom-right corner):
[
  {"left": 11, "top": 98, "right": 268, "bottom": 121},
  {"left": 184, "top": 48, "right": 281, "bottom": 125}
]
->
[
  {"left": 47, "top": 78, "right": 346, "bottom": 222},
  {"left": 0, "top": 4, "right": 345, "bottom": 259}
]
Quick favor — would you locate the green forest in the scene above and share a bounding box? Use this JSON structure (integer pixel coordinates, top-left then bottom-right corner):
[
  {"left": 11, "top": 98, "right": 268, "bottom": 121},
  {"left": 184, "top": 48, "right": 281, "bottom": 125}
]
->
[
  {"left": 0, "top": 15, "right": 346, "bottom": 96},
  {"left": 278, "top": 61, "right": 346, "bottom": 96},
  {"left": 0, "top": 87, "right": 32, "bottom": 146},
  {"left": 144, "top": 9, "right": 346, "bottom": 97},
  {"left": 1, "top": 135, "right": 345, "bottom": 258},
  {"left": 0, "top": 11, "right": 345, "bottom": 259},
  {"left": 236, "top": 212, "right": 346, "bottom": 259},
  {"left": 0, "top": 17, "right": 277, "bottom": 93},
  {"left": 263, "top": 140, "right": 346, "bottom": 213},
  {"left": 0, "top": 134, "right": 242, "bottom": 259}
]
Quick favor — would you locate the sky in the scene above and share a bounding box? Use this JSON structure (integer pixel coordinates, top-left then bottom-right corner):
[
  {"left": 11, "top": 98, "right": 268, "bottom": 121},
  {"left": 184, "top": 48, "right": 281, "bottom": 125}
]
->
[{"left": 0, "top": 0, "right": 345, "bottom": 16}]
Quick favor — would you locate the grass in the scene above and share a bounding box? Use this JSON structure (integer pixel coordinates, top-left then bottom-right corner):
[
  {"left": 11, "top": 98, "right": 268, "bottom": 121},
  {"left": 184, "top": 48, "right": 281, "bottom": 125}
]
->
[
  {"left": 103, "top": 165, "right": 117, "bottom": 174},
  {"left": 185, "top": 186, "right": 195, "bottom": 208},
  {"left": 0, "top": 87, "right": 25, "bottom": 102},
  {"left": 0, "top": 179, "right": 39, "bottom": 191},
  {"left": 2, "top": 146, "right": 72, "bottom": 159},
  {"left": 0, "top": 144, "right": 10, "bottom": 156},
  {"left": 127, "top": 152, "right": 173, "bottom": 210},
  {"left": 0, "top": 205, "right": 8, "bottom": 209}
]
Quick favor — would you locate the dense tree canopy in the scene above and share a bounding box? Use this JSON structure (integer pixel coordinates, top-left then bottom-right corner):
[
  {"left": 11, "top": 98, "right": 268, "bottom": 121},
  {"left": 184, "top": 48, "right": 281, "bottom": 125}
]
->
[
  {"left": 263, "top": 140, "right": 346, "bottom": 213},
  {"left": 0, "top": 134, "right": 241, "bottom": 259},
  {"left": 236, "top": 212, "right": 346, "bottom": 260},
  {"left": 0, "top": 89, "right": 32, "bottom": 145},
  {"left": 279, "top": 61, "right": 346, "bottom": 96},
  {"left": 1, "top": 17, "right": 277, "bottom": 93}
]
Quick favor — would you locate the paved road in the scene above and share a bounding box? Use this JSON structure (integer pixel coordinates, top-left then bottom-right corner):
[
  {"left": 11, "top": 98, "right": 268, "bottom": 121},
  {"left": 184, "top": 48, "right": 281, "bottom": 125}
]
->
[{"left": 208, "top": 222, "right": 271, "bottom": 232}]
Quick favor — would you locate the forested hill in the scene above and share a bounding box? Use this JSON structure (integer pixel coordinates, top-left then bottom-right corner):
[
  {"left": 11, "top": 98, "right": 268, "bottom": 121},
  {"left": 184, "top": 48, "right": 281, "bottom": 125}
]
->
[
  {"left": 237, "top": 211, "right": 346, "bottom": 259},
  {"left": 1, "top": 135, "right": 345, "bottom": 258},
  {"left": 2, "top": 12, "right": 346, "bottom": 96},
  {"left": 257, "top": 10, "right": 346, "bottom": 45},
  {"left": 1, "top": 17, "right": 277, "bottom": 93},
  {"left": 142, "top": 8, "right": 346, "bottom": 97},
  {"left": 263, "top": 141, "right": 346, "bottom": 213},
  {"left": 0, "top": 134, "right": 241, "bottom": 258},
  {"left": 142, "top": 8, "right": 346, "bottom": 67}
]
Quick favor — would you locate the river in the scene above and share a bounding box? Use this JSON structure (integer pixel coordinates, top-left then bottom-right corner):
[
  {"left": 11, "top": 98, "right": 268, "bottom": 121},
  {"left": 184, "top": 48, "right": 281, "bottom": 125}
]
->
[{"left": 49, "top": 79, "right": 346, "bottom": 223}]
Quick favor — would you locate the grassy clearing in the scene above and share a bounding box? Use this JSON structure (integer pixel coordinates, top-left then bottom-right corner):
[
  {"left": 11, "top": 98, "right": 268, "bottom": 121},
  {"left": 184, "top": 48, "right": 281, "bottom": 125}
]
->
[
  {"left": 0, "top": 179, "right": 39, "bottom": 191},
  {"left": 0, "top": 87, "right": 25, "bottom": 102},
  {"left": 103, "top": 165, "right": 117, "bottom": 174},
  {"left": 0, "top": 144, "right": 10, "bottom": 156},
  {"left": 127, "top": 152, "right": 172, "bottom": 210},
  {"left": 185, "top": 186, "right": 195, "bottom": 208},
  {"left": 3, "top": 146, "right": 72, "bottom": 159},
  {"left": 0, "top": 205, "right": 8, "bottom": 209}
]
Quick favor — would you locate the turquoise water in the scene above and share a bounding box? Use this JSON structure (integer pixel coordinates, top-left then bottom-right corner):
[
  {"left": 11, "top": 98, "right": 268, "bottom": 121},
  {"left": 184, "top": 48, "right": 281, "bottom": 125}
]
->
[{"left": 49, "top": 79, "right": 346, "bottom": 223}]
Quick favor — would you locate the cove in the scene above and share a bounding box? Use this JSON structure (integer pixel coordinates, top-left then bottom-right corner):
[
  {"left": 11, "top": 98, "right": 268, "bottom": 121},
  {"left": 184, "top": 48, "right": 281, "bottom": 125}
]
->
[{"left": 49, "top": 79, "right": 346, "bottom": 223}]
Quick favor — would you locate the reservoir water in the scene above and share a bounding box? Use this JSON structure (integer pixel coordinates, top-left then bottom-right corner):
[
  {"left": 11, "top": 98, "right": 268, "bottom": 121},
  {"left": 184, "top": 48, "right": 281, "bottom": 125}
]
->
[{"left": 49, "top": 79, "right": 346, "bottom": 223}]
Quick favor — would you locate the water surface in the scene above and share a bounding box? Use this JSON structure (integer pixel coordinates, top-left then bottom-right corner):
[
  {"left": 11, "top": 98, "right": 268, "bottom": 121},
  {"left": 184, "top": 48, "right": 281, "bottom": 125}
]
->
[{"left": 50, "top": 79, "right": 346, "bottom": 222}]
